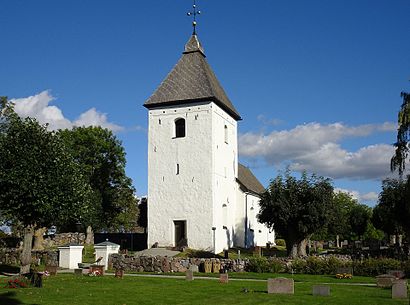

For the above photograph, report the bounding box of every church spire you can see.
[187,0,201,35]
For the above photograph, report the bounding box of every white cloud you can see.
[239,122,396,180]
[335,188,379,204]
[74,108,123,132]
[11,90,123,132]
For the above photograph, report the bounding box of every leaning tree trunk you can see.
[20,226,34,274]
[85,225,94,245]
[33,227,47,250]
[297,239,308,257]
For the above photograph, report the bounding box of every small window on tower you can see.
[224,125,228,144]
[175,118,186,138]
[176,163,180,175]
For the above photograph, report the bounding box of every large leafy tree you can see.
[373,178,410,241]
[58,126,138,232]
[258,171,334,258]
[0,97,92,273]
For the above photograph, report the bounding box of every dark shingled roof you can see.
[144,35,241,121]
[237,163,265,195]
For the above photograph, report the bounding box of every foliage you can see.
[58,126,138,232]
[3,275,31,288]
[246,257,284,273]
[391,91,410,176]
[372,178,409,238]
[349,204,372,239]
[352,258,401,277]
[275,239,286,247]
[0,98,93,230]
[287,256,347,275]
[258,171,334,257]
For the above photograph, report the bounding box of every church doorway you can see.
[174,220,187,248]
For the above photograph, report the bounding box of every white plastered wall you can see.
[147,102,214,251]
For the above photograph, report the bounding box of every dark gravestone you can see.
[219,273,229,284]
[392,280,407,299]
[267,278,294,294]
[312,285,330,296]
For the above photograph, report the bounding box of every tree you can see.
[373,178,410,241]
[0,97,92,273]
[258,171,334,258]
[391,91,410,176]
[349,204,372,240]
[326,192,357,245]
[58,126,138,232]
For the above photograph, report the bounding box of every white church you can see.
[144,33,275,254]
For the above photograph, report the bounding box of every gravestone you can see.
[388,270,405,279]
[189,265,199,273]
[312,285,330,296]
[267,278,294,294]
[392,280,407,299]
[186,270,194,281]
[204,261,212,273]
[219,273,229,284]
[74,268,83,276]
[212,261,221,273]
[336,267,353,275]
[376,274,396,288]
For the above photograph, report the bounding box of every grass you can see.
[0,273,407,305]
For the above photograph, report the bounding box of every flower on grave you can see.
[335,273,352,279]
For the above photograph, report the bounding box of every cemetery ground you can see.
[0,273,408,305]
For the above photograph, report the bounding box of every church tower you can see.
[144,33,241,253]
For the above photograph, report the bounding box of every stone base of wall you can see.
[0,248,58,266]
[109,254,248,273]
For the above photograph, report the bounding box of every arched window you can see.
[175,118,186,138]
[224,125,228,144]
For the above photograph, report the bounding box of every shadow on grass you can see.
[0,291,36,305]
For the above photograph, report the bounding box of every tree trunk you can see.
[85,226,94,245]
[33,227,47,250]
[297,239,308,257]
[20,226,34,274]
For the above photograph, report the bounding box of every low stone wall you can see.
[109,254,248,273]
[0,248,58,266]
[43,232,86,248]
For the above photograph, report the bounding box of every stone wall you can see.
[43,232,86,248]
[109,254,248,273]
[0,248,58,266]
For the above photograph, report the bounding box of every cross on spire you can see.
[187,0,201,35]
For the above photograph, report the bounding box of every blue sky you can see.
[1,0,409,206]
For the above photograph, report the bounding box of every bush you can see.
[275,239,286,247]
[288,258,307,274]
[305,256,325,274]
[402,260,410,278]
[353,258,401,277]
[246,257,285,273]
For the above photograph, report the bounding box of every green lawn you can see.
[0,274,407,305]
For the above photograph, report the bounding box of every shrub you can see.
[324,256,345,275]
[288,258,307,274]
[246,257,285,273]
[402,260,410,278]
[269,258,285,273]
[275,239,286,247]
[305,256,325,274]
[353,258,401,277]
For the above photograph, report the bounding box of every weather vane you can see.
[187,0,201,35]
